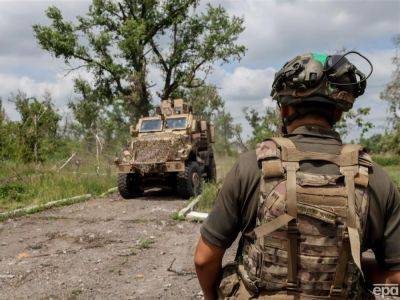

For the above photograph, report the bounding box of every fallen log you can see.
[178,195,201,217]
[0,194,92,222]
[186,211,208,221]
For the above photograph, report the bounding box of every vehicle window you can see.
[166,117,187,130]
[139,119,162,132]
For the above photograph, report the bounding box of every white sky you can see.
[0,0,399,140]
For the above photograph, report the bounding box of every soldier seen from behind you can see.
[194,52,400,299]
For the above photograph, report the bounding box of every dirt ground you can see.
[0,191,237,299]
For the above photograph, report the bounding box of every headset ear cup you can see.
[355,70,366,96]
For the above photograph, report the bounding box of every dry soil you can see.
[0,190,237,299]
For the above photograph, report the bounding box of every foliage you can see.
[185,84,223,121]
[1,92,62,163]
[151,4,246,100]
[171,211,186,221]
[244,105,281,148]
[360,134,386,154]
[195,181,219,212]
[380,34,400,154]
[381,34,400,124]
[213,107,243,155]
[384,165,400,190]
[372,155,400,166]
[33,0,245,135]
[0,99,18,161]
[0,156,116,212]
[335,107,373,140]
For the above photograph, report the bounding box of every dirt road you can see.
[0,191,237,299]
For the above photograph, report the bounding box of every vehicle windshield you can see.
[139,119,163,132]
[165,117,187,130]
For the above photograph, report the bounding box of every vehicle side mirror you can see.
[130,125,139,137]
[200,120,207,132]
[210,125,215,143]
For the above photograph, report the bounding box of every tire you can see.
[206,156,217,182]
[176,161,203,199]
[117,173,143,199]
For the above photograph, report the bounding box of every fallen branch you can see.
[186,211,208,222]
[0,194,92,222]
[100,187,118,197]
[178,195,201,217]
[58,152,77,171]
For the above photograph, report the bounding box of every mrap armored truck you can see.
[115,99,216,199]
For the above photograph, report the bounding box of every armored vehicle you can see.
[115,99,216,199]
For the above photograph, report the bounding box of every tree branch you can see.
[144,1,194,44]
[118,2,128,21]
[150,40,168,72]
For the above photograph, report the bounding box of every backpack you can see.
[240,137,372,299]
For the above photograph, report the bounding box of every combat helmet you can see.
[270,52,372,112]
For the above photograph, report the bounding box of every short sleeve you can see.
[200,161,242,248]
[368,164,400,270]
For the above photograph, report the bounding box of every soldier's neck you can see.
[286,117,331,134]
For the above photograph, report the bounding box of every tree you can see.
[381,34,400,124]
[380,34,400,154]
[244,105,281,148]
[33,0,245,124]
[213,105,243,155]
[13,92,61,163]
[185,84,223,121]
[151,4,245,100]
[335,107,374,141]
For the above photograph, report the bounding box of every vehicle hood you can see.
[131,132,189,163]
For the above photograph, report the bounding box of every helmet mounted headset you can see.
[270,51,373,132]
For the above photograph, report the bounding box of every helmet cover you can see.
[270,53,368,111]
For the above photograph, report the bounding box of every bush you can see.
[372,156,400,166]
[0,183,31,203]
[195,182,220,212]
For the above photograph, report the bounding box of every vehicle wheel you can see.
[206,156,217,182]
[117,173,143,199]
[176,161,203,199]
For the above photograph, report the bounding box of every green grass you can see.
[170,211,186,221]
[0,159,116,213]
[137,237,155,249]
[373,155,400,166]
[372,155,400,190]
[384,165,400,190]
[196,182,220,212]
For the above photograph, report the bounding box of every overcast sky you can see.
[0,0,399,140]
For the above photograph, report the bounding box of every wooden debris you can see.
[186,211,208,221]
[100,187,118,197]
[0,194,92,222]
[178,195,201,217]
[58,152,77,171]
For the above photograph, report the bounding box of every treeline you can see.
[1,0,399,164]
[0,84,246,163]
[0,92,66,163]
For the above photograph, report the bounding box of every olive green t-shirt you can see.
[201,125,400,271]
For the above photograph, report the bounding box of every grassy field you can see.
[384,165,400,190]
[0,157,117,212]
[1,152,399,214]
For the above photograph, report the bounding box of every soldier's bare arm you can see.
[194,236,226,300]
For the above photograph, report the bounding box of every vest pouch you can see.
[218,262,240,299]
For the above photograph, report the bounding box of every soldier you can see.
[194,53,400,299]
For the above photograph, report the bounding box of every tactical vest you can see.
[240,137,372,299]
